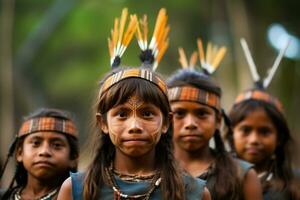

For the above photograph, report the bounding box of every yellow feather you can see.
[112,18,119,48]
[178,47,188,68]
[122,15,138,47]
[152,8,167,42]
[118,8,128,45]
[206,42,212,65]
[156,40,169,65]
[211,47,227,70]
[189,51,198,68]
[107,38,113,57]
[197,39,205,66]
[136,20,143,42]
[142,15,148,44]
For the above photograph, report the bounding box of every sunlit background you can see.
[1,0,300,186]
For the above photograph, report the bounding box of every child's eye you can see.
[259,127,272,136]
[52,142,64,149]
[117,110,128,118]
[142,110,154,118]
[240,126,251,135]
[31,140,41,147]
[196,110,209,118]
[173,110,186,118]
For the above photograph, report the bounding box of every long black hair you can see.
[167,69,241,199]
[228,99,293,192]
[83,68,185,200]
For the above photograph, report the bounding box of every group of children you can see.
[1,7,299,200]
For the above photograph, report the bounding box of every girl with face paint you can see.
[58,8,211,200]
[58,68,211,200]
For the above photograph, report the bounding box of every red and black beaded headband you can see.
[233,38,290,113]
[18,117,78,138]
[101,8,169,98]
[168,38,227,111]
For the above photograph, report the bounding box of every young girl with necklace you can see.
[58,8,211,200]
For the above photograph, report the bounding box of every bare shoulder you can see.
[243,169,263,200]
[201,187,211,200]
[57,177,73,200]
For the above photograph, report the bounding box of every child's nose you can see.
[248,132,260,144]
[184,114,197,130]
[128,117,143,134]
[38,143,52,157]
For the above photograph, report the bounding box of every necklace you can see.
[258,171,273,182]
[105,164,161,200]
[113,169,156,182]
[14,188,58,200]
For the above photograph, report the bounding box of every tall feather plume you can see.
[178,47,189,68]
[178,47,198,69]
[136,8,169,71]
[240,38,260,83]
[189,51,198,68]
[197,38,227,74]
[107,8,138,68]
[263,39,290,88]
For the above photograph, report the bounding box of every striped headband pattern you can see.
[18,117,78,138]
[99,68,168,98]
[234,89,283,113]
[168,86,221,111]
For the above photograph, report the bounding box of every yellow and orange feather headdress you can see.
[168,38,227,111]
[101,8,170,98]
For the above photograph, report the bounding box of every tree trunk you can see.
[0,0,15,187]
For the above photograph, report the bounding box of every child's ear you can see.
[16,146,23,162]
[96,113,108,134]
[162,112,173,134]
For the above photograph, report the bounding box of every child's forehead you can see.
[25,131,68,140]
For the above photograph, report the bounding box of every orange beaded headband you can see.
[168,86,221,111]
[18,117,78,138]
[234,89,283,113]
[99,68,168,98]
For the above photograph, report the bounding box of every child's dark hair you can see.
[3,108,79,198]
[167,69,241,199]
[83,68,185,200]
[228,99,294,192]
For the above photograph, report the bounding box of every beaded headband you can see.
[18,117,78,138]
[168,86,221,111]
[234,89,282,112]
[168,38,227,111]
[99,68,168,97]
[101,8,169,98]
[234,38,290,113]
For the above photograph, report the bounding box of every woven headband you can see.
[168,86,221,111]
[234,89,283,113]
[18,117,78,138]
[99,68,168,98]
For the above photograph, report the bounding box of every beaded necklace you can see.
[14,188,58,200]
[105,164,161,200]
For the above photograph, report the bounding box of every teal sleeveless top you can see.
[71,172,206,200]
[197,158,253,200]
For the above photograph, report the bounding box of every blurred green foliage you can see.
[2,0,300,160]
